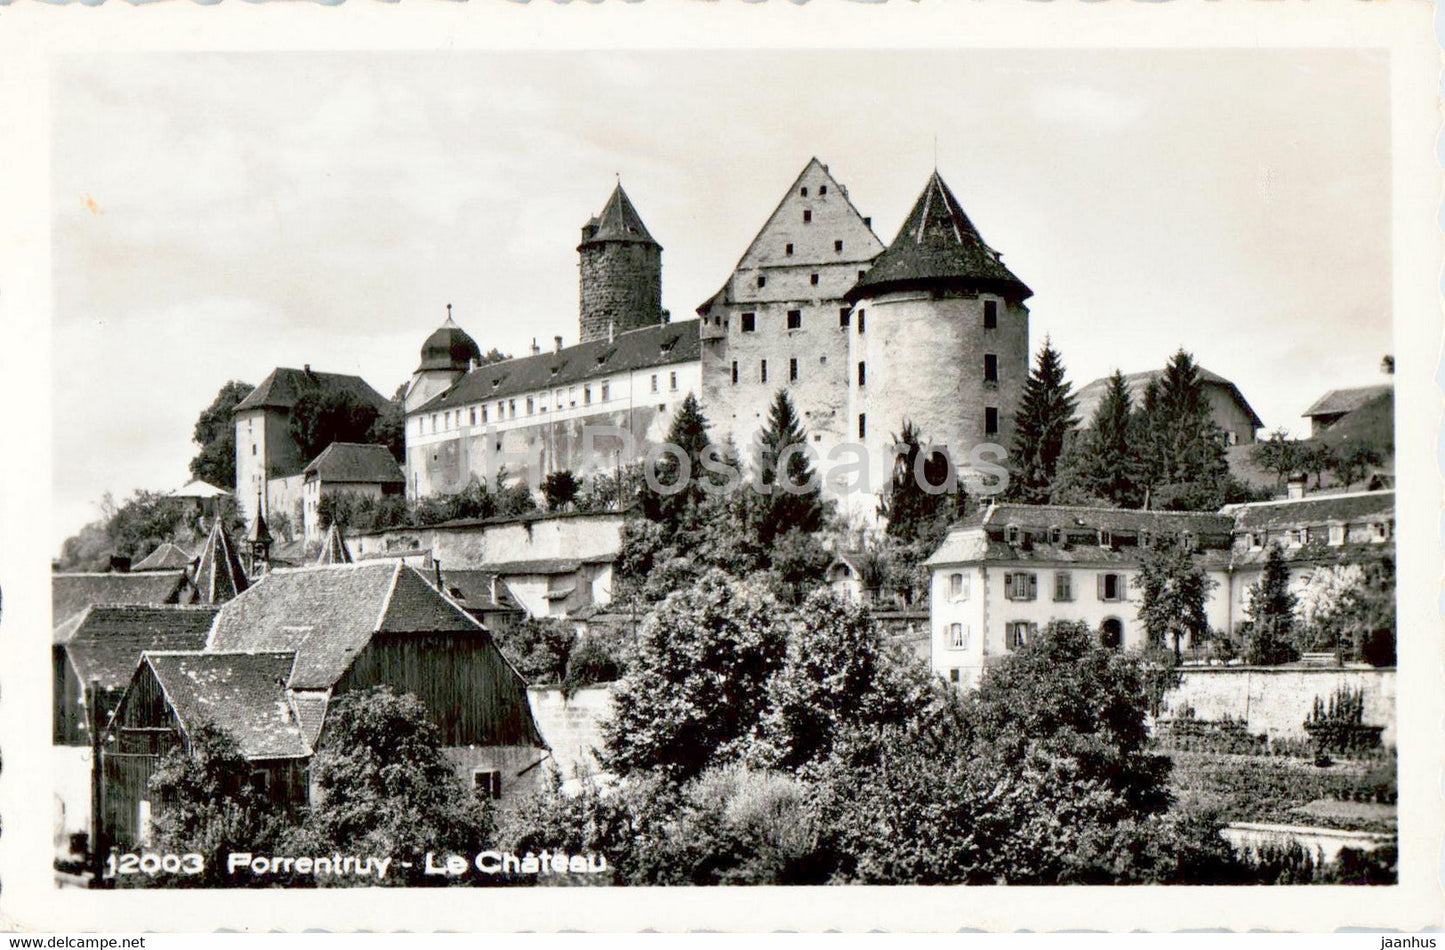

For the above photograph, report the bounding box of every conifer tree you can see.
[879,419,964,548]
[751,390,823,549]
[1135,350,1230,508]
[1244,544,1299,665]
[641,392,712,529]
[1009,339,1077,503]
[1073,370,1142,507]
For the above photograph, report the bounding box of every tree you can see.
[147,723,288,887]
[1069,370,1142,508]
[750,390,824,549]
[366,383,408,463]
[879,420,964,549]
[601,571,788,781]
[492,618,576,685]
[1132,537,1216,659]
[639,392,712,528]
[1251,428,1302,489]
[289,382,384,469]
[1329,444,1384,491]
[1009,339,1077,503]
[1244,545,1299,665]
[1296,442,1335,492]
[298,687,490,884]
[1136,350,1231,509]
[542,470,580,512]
[104,490,191,561]
[189,380,256,490]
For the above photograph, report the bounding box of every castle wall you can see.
[579,242,663,343]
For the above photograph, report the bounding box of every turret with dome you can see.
[405,305,488,413]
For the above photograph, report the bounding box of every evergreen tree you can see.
[751,390,824,549]
[1009,340,1077,503]
[1072,370,1142,507]
[1136,350,1231,509]
[640,392,712,528]
[1132,537,1216,660]
[879,419,964,548]
[1244,545,1299,665]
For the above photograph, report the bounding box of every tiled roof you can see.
[412,320,700,416]
[926,505,1234,567]
[1074,367,1264,430]
[977,503,1233,537]
[133,542,194,572]
[193,521,250,604]
[207,561,487,690]
[1222,490,1394,532]
[418,315,482,372]
[847,171,1029,302]
[233,367,388,414]
[303,442,404,485]
[439,569,522,612]
[288,690,330,749]
[52,571,195,627]
[62,605,219,690]
[579,184,659,247]
[144,651,310,759]
[483,556,614,576]
[1312,390,1393,454]
[315,524,353,565]
[1304,384,1393,419]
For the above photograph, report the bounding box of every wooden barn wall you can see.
[335,633,544,748]
[103,753,159,848]
[53,647,85,746]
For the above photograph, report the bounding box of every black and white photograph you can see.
[2,1,1441,934]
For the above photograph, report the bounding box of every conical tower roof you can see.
[579,183,659,248]
[847,171,1030,302]
[315,524,353,566]
[194,520,250,604]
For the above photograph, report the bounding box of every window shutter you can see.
[1027,574,1038,601]
[1003,572,1013,599]
[1097,574,1106,600]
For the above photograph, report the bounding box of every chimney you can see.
[863,217,871,228]
[489,573,499,605]
[530,338,541,357]
[554,335,563,353]
[1287,475,1306,500]
[434,558,443,591]
[109,555,131,573]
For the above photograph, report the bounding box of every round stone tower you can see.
[578,183,664,344]
[844,171,1032,512]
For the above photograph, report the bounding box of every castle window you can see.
[948,623,968,650]
[834,240,843,253]
[984,300,998,328]
[650,374,659,393]
[985,407,999,435]
[757,275,766,288]
[525,398,534,415]
[858,413,867,439]
[789,358,798,382]
[601,382,610,401]
[482,406,489,423]
[839,308,851,328]
[669,371,678,391]
[857,310,865,333]
[785,243,794,256]
[984,354,998,384]
[857,361,866,386]
[741,313,756,333]
[731,361,739,385]
[470,408,477,425]
[584,386,592,406]
[810,273,820,286]
[803,209,812,224]
[787,310,802,330]
[1054,571,1073,602]
[760,360,768,384]
[819,185,827,195]
[800,186,808,197]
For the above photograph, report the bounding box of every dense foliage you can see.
[1244,545,1299,665]
[1008,339,1078,504]
[188,380,256,490]
[1132,538,1216,658]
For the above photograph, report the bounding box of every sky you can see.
[51,49,1392,551]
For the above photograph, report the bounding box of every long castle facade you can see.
[397,158,1034,520]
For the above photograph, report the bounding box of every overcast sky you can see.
[51,49,1391,551]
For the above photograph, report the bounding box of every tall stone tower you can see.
[844,170,1032,511]
[578,183,664,344]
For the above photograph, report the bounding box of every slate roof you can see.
[439,569,522,612]
[52,571,195,627]
[1304,384,1393,420]
[847,171,1030,302]
[1222,490,1394,533]
[1311,390,1393,454]
[1074,367,1264,430]
[206,561,488,690]
[412,320,700,417]
[483,556,615,576]
[144,651,310,759]
[62,605,219,691]
[418,314,482,373]
[133,542,194,572]
[315,524,353,566]
[579,184,659,248]
[303,442,405,485]
[288,691,330,749]
[193,521,250,604]
[233,367,388,414]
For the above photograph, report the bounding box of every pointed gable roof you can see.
[579,183,659,248]
[51,570,196,626]
[142,651,311,759]
[133,542,194,572]
[194,521,250,604]
[233,367,389,415]
[303,443,405,485]
[847,171,1030,302]
[315,524,353,565]
[61,605,219,691]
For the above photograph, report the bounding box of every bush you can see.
[494,618,576,686]
[562,635,624,693]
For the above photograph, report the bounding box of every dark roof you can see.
[1311,390,1393,455]
[847,171,1030,303]
[578,183,659,248]
[62,605,218,690]
[193,521,250,604]
[233,367,388,414]
[207,562,487,690]
[418,315,482,373]
[144,651,311,759]
[52,571,194,627]
[132,542,194,572]
[1223,490,1394,533]
[315,524,353,566]
[1074,367,1264,430]
[439,569,522,612]
[303,442,405,485]
[411,320,699,416]
[483,556,614,576]
[1304,384,1393,419]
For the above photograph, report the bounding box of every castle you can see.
[396,158,1034,521]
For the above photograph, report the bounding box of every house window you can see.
[252,444,257,456]
[1099,573,1125,602]
[651,374,659,393]
[445,411,452,428]
[1371,522,1390,542]
[984,354,998,383]
[858,413,867,439]
[473,769,502,800]
[1004,524,1021,544]
[1327,523,1345,546]
[1004,572,1037,601]
[949,669,961,683]
[834,239,844,252]
[731,361,739,385]
[803,209,812,223]
[1248,531,1263,550]
[759,360,768,384]
[785,243,794,256]
[985,407,999,435]
[984,300,998,328]
[787,310,802,330]
[949,572,969,600]
[526,397,534,415]
[1048,525,1063,545]
[1054,571,1073,602]
[857,310,866,333]
[1287,528,1305,547]
[1140,530,1153,548]
[470,408,477,425]
[508,400,516,418]
[481,406,489,423]
[757,275,767,288]
[839,308,851,328]
[810,273,820,286]
[741,312,757,333]
[1098,529,1113,548]
[584,386,592,406]
[1007,622,1034,650]
[432,413,438,431]
[857,361,866,386]
[669,371,678,391]
[789,358,799,383]
[601,382,610,401]
[1181,531,1196,551]
[948,623,968,650]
